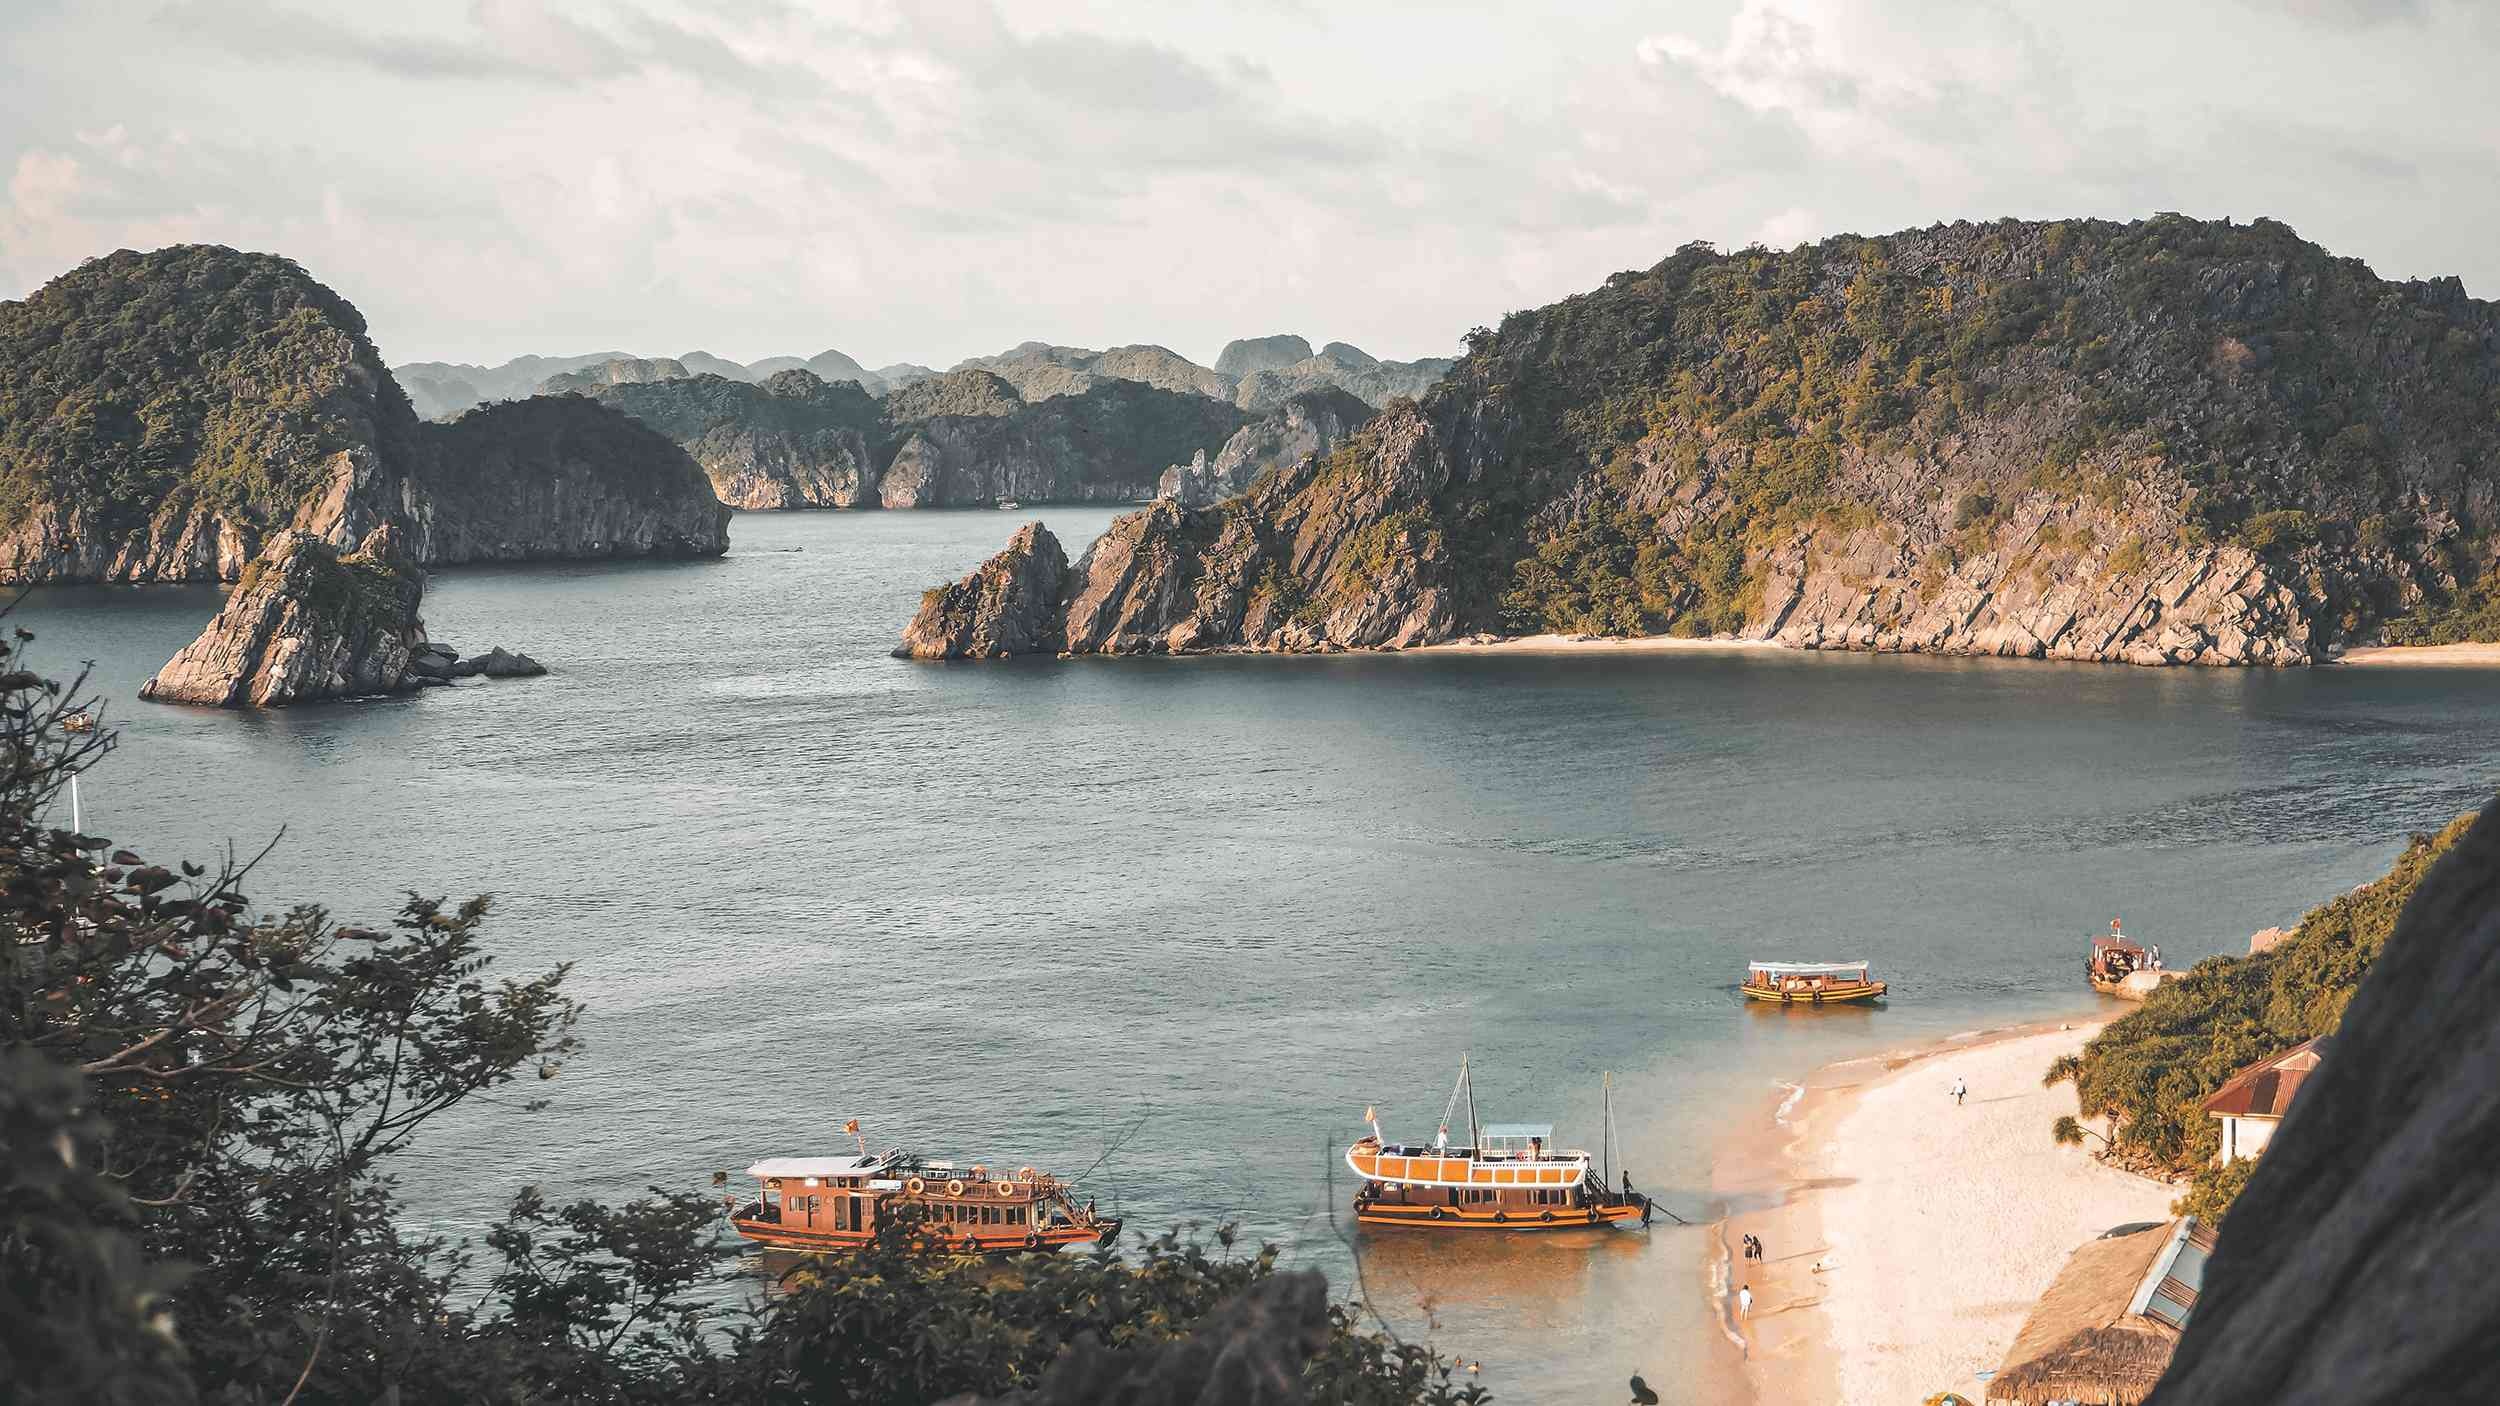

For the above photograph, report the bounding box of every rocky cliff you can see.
[911,216,2500,663]
[581,370,883,509]
[1160,388,1374,508]
[139,527,426,706]
[411,397,729,561]
[878,381,1244,508]
[2145,797,2500,1404]
[0,246,729,582]
[894,522,1070,658]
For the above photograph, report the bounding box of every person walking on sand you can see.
[1951,1076,1967,1107]
[1737,1284,1753,1317]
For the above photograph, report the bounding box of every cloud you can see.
[6,0,2498,369]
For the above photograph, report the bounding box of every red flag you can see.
[843,1118,860,1135]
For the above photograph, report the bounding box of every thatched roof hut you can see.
[1985,1220,2210,1405]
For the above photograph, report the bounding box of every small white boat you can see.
[996,498,1021,510]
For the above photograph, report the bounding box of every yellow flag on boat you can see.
[843,1118,860,1135]
[1363,1106,1376,1123]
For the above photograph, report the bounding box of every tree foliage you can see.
[0,246,419,535]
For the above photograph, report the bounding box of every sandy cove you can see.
[1710,1021,2176,1406]
[1405,632,1789,656]
[2330,641,2500,667]
[1410,633,2500,666]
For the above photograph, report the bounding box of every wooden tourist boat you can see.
[1741,959,1887,1005]
[728,1129,1118,1254]
[1346,1057,1653,1232]
[2087,918,2172,999]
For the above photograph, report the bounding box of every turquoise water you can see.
[30,508,2500,1402]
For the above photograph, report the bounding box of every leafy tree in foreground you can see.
[0,623,1481,1405]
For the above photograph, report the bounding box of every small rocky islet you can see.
[901,215,2500,667]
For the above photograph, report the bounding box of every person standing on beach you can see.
[1737,1284,1753,1317]
[1951,1076,1967,1106]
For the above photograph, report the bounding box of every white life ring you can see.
[905,1177,926,1195]
[946,1179,967,1198]
[1017,1166,1036,1180]
[996,1180,1020,1198]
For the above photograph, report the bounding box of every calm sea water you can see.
[28,508,2500,1403]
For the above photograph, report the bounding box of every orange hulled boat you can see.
[728,1127,1118,1254]
[1346,1057,1653,1232]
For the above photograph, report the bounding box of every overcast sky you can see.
[4,0,2495,370]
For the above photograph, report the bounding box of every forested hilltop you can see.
[910,216,2500,662]
[0,246,727,583]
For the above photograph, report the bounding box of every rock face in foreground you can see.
[140,529,425,707]
[911,216,2500,663]
[1160,388,1374,508]
[2146,798,2500,1405]
[894,523,1070,659]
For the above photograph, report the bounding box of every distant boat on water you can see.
[995,498,1021,510]
[1742,959,1887,1005]
[1346,1055,1652,1231]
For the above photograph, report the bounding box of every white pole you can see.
[69,773,83,836]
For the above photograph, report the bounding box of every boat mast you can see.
[1602,1071,1614,1186]
[1463,1051,1480,1149]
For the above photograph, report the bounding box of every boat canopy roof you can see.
[1748,960,1870,976]
[749,1155,886,1179]
[2092,934,2147,950]
[1481,1123,1554,1143]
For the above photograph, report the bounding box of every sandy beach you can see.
[2331,641,2500,667]
[1713,1022,2176,1406]
[1405,632,1788,656]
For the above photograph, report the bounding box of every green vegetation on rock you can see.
[0,245,414,537]
[2050,811,2480,1219]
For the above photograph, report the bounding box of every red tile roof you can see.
[2202,1037,2327,1121]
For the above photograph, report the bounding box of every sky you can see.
[3,0,2496,371]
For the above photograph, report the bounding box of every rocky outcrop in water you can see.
[912,216,2500,663]
[139,527,426,707]
[878,381,1244,508]
[1160,388,1373,508]
[408,397,730,563]
[580,371,884,509]
[2146,798,2500,1405]
[894,522,1070,659]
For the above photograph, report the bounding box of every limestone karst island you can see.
[7,6,2500,1406]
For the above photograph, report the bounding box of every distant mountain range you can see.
[391,336,1452,421]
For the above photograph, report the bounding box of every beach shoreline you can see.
[1403,632,1788,657]
[2329,641,2500,667]
[1705,1018,2177,1406]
